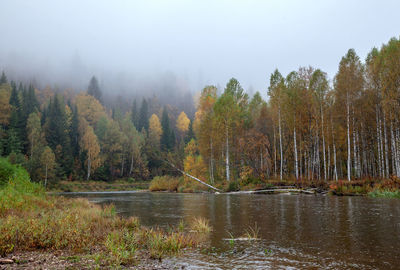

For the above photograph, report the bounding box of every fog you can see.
[1,0,399,98]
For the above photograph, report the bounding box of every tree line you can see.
[0,75,194,183]
[0,36,399,185]
[192,37,400,184]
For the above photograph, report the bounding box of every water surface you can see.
[65,192,400,269]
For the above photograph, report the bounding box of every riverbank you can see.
[148,175,400,198]
[48,179,149,193]
[0,158,210,269]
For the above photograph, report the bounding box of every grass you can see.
[368,189,400,198]
[149,175,181,192]
[0,158,211,266]
[189,217,211,233]
[49,179,149,192]
[243,222,260,240]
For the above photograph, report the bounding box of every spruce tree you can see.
[6,82,23,155]
[45,95,73,176]
[138,98,149,132]
[184,120,195,144]
[87,76,102,102]
[0,71,7,84]
[131,99,138,128]
[161,107,175,151]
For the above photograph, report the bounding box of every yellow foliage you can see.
[183,140,207,186]
[75,94,106,127]
[176,111,190,133]
[149,114,162,145]
[78,118,102,172]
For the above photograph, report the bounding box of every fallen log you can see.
[228,188,316,194]
[0,258,14,264]
[166,161,223,192]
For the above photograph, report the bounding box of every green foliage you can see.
[227,181,240,192]
[0,158,44,215]
[161,106,175,151]
[368,190,400,198]
[0,157,15,187]
[138,98,149,132]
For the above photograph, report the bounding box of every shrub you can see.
[149,176,180,192]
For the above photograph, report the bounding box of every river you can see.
[64,192,400,269]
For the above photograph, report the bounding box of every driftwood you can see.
[166,161,315,195]
[228,188,316,195]
[167,161,223,192]
[0,258,14,264]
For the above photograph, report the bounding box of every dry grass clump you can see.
[242,222,260,240]
[149,176,181,192]
[190,217,211,233]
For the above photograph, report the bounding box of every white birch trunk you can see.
[352,115,357,178]
[45,164,48,187]
[210,138,214,184]
[273,126,277,177]
[321,109,326,181]
[376,107,382,177]
[278,107,283,180]
[347,95,351,181]
[390,120,397,177]
[87,153,91,181]
[383,112,389,178]
[225,124,230,182]
[294,125,298,180]
[129,154,134,175]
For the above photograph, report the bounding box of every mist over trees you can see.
[0,36,400,185]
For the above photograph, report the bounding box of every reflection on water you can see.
[64,192,400,269]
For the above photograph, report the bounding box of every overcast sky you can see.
[0,0,399,95]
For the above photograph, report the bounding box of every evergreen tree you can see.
[138,98,149,132]
[6,82,23,155]
[45,95,73,176]
[161,107,175,151]
[0,71,7,84]
[131,99,138,128]
[87,76,102,102]
[184,120,195,144]
[70,104,80,157]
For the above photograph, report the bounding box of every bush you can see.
[0,157,15,187]
[227,181,240,192]
[149,176,181,192]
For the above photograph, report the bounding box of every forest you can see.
[1,36,400,190]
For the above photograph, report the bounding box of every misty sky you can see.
[1,0,399,96]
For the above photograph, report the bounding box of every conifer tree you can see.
[0,71,7,84]
[138,98,149,132]
[131,99,139,128]
[87,76,102,102]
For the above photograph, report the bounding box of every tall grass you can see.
[0,158,210,265]
[190,217,211,233]
[149,175,181,192]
